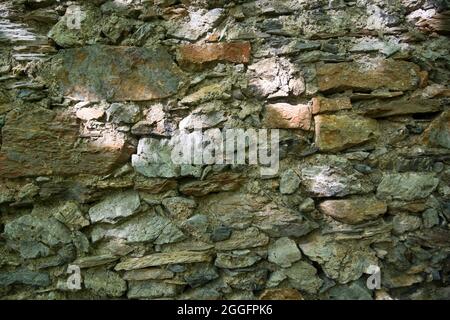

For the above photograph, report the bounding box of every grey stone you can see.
[106,103,140,124]
[268,237,302,267]
[392,213,422,234]
[4,214,72,258]
[211,226,232,242]
[88,190,141,224]
[279,169,301,195]
[73,255,119,268]
[84,270,127,297]
[377,173,439,201]
[215,251,262,269]
[214,227,269,251]
[422,208,439,228]
[184,264,219,288]
[132,138,180,178]
[115,251,213,270]
[284,261,323,294]
[298,232,378,284]
[0,269,50,287]
[127,281,182,299]
[91,212,185,244]
[327,280,373,300]
[166,8,225,41]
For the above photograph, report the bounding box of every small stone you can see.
[73,255,119,268]
[268,237,302,267]
[358,98,442,118]
[106,103,140,124]
[392,213,422,234]
[327,280,373,300]
[76,107,105,121]
[52,201,90,231]
[115,251,213,270]
[318,197,387,225]
[259,288,303,300]
[166,8,225,41]
[211,226,232,242]
[283,261,323,294]
[422,208,439,228]
[84,270,127,298]
[299,198,315,213]
[311,96,352,114]
[279,169,301,195]
[420,110,450,149]
[178,42,251,65]
[88,190,140,224]
[180,83,229,105]
[127,281,182,299]
[179,173,243,197]
[123,269,174,281]
[215,251,262,269]
[132,138,180,178]
[184,265,219,288]
[377,173,439,201]
[247,57,304,99]
[162,197,197,220]
[214,227,270,251]
[314,114,379,152]
[263,103,312,130]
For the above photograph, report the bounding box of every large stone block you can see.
[45,45,185,102]
[0,107,134,178]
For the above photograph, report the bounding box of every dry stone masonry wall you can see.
[0,0,449,300]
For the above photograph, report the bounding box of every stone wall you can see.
[0,0,449,300]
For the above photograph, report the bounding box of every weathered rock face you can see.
[46,45,185,102]
[318,197,387,225]
[316,60,422,92]
[1,0,449,301]
[0,107,134,178]
[314,114,380,152]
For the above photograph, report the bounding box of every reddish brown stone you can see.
[178,42,251,65]
[316,60,421,92]
[312,96,352,115]
[263,103,312,130]
[0,107,134,178]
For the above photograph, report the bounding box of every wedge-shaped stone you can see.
[46,45,184,102]
[318,197,387,224]
[316,60,421,92]
[115,251,212,270]
[315,114,379,152]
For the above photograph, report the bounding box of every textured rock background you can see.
[0,0,449,300]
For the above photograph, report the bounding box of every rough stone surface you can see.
[1,0,449,301]
[0,107,134,178]
[268,237,302,267]
[314,114,380,152]
[178,42,251,65]
[263,103,312,130]
[316,60,421,92]
[46,45,185,102]
[89,190,140,224]
[318,197,387,225]
[377,173,440,201]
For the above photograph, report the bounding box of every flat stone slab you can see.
[46,45,185,102]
